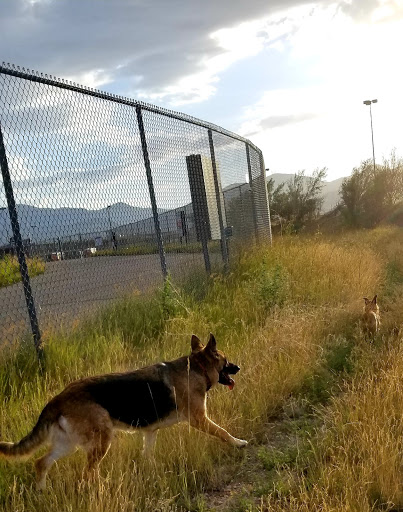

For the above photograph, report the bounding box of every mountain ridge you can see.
[0,203,162,245]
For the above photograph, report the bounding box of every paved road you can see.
[0,252,206,343]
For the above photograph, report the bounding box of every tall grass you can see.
[261,339,403,512]
[258,227,403,512]
[0,227,398,511]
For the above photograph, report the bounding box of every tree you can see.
[268,168,327,231]
[340,162,369,227]
[340,152,403,227]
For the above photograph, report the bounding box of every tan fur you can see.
[0,333,246,490]
[362,295,380,336]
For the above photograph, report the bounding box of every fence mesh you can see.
[0,63,271,349]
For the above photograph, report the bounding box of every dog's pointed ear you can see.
[372,295,377,304]
[363,297,370,304]
[191,335,204,353]
[205,333,217,353]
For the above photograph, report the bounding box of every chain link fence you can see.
[0,63,271,353]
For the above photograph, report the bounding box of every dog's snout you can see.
[227,363,240,374]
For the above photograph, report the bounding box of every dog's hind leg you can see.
[85,428,112,474]
[142,430,158,458]
[35,440,76,491]
[190,416,248,448]
[67,403,114,477]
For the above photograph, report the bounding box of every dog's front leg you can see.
[142,430,158,457]
[190,416,248,448]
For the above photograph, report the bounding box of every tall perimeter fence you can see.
[0,63,271,355]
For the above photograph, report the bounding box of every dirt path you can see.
[203,404,318,512]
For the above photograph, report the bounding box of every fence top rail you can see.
[0,62,262,155]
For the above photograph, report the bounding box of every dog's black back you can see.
[73,366,176,428]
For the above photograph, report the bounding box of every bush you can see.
[257,263,290,310]
[340,152,403,228]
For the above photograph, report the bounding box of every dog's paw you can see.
[234,438,248,448]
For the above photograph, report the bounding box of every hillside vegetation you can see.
[269,152,403,235]
[0,227,402,511]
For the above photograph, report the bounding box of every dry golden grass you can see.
[262,338,403,512]
[0,227,399,511]
[259,228,403,512]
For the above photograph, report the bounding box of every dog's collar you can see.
[194,359,212,392]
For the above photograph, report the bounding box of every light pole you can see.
[30,225,38,257]
[106,205,113,233]
[30,225,38,242]
[363,99,378,172]
[106,205,117,250]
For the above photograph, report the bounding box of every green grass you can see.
[0,255,45,288]
[0,226,402,511]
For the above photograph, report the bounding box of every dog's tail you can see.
[0,409,53,459]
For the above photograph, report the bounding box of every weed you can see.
[258,445,302,472]
[257,263,290,310]
[159,273,188,319]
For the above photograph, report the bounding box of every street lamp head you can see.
[372,99,378,103]
[363,100,371,105]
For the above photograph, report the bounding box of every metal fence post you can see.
[186,154,211,274]
[135,105,168,279]
[245,143,259,243]
[0,123,43,362]
[208,129,229,270]
[259,150,272,244]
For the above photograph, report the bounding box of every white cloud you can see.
[156,0,403,106]
[158,6,315,106]
[135,18,270,106]
[65,69,113,89]
[237,3,403,179]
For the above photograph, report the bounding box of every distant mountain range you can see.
[0,175,346,245]
[0,203,162,245]
[269,173,346,213]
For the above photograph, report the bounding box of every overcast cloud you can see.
[2,0,403,185]
[2,0,384,102]
[2,0,303,95]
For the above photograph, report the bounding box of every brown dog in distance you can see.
[362,295,380,336]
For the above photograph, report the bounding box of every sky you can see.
[1,0,403,184]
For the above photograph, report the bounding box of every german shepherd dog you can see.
[362,295,380,336]
[0,334,247,489]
